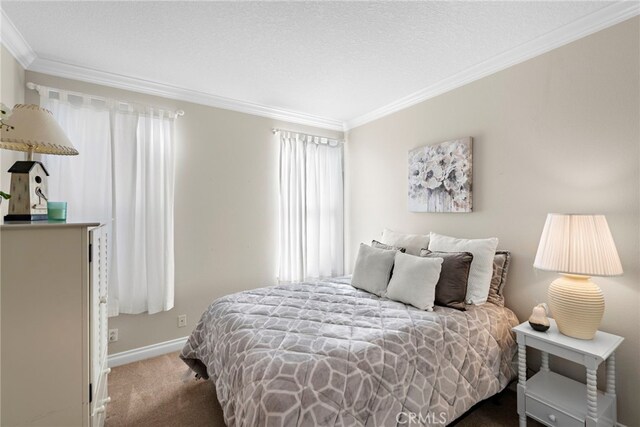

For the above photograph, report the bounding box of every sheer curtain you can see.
[40,95,116,313]
[113,109,175,314]
[40,88,175,315]
[41,96,112,223]
[279,132,343,282]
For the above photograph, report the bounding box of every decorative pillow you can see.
[428,232,499,305]
[351,243,396,297]
[487,251,511,307]
[420,249,473,310]
[380,228,429,256]
[385,252,443,311]
[372,240,406,253]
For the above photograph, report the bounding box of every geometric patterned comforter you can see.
[180,277,519,426]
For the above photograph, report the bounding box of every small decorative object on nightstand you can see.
[528,303,550,332]
[533,214,623,340]
[513,320,623,427]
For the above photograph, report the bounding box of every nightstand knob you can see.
[548,414,556,423]
[99,296,108,304]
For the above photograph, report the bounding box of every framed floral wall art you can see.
[408,137,472,212]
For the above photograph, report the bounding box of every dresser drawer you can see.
[526,396,583,427]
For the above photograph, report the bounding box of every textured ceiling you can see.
[2,1,615,123]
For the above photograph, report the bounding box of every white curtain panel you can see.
[41,92,175,315]
[114,110,175,314]
[40,96,117,314]
[279,132,343,282]
[40,97,112,223]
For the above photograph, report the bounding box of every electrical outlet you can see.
[108,329,118,342]
[178,314,187,328]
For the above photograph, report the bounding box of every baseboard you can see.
[107,336,188,368]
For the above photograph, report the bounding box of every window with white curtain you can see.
[39,87,176,315]
[278,131,344,282]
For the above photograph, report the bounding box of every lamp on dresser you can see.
[0,104,78,221]
[533,213,623,340]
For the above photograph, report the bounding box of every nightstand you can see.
[513,319,623,427]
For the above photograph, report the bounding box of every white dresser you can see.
[1,222,110,426]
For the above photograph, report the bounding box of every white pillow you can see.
[386,252,443,311]
[428,232,499,305]
[380,228,430,256]
[351,243,396,297]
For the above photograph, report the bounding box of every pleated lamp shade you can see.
[0,104,78,156]
[534,214,623,277]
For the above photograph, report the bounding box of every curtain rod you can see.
[26,82,185,117]
[272,128,343,143]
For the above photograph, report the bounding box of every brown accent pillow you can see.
[420,249,473,311]
[487,251,511,307]
[372,240,406,253]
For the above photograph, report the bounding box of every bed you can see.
[180,276,519,426]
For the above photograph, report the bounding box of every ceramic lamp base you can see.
[547,274,604,340]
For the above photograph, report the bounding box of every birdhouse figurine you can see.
[6,160,49,221]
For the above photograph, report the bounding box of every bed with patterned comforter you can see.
[180,277,519,426]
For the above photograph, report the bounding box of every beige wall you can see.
[345,17,639,425]
[0,45,26,212]
[0,44,26,423]
[23,71,344,355]
[0,46,25,107]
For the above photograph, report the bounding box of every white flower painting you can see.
[408,137,472,212]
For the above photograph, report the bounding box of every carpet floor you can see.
[106,352,542,427]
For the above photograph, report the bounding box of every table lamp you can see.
[0,104,78,221]
[533,213,623,339]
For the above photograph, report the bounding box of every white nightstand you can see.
[513,319,623,427]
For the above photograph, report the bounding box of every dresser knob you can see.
[103,396,111,404]
[548,414,556,422]
[104,368,112,375]
[99,296,108,304]
[94,405,106,414]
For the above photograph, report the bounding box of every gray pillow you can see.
[487,251,511,307]
[386,252,443,311]
[351,243,396,297]
[372,240,406,253]
[420,249,473,311]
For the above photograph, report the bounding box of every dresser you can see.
[1,222,110,426]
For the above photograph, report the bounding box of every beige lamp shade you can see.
[534,213,623,277]
[0,104,78,156]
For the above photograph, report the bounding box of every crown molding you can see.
[1,6,343,130]
[344,1,640,131]
[0,8,36,69]
[28,57,345,131]
[3,2,637,133]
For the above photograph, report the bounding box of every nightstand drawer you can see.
[526,396,582,427]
